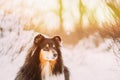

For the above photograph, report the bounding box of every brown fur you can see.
[15,34,70,80]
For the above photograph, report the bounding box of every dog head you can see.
[34,34,61,62]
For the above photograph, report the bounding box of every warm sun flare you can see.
[1,0,116,32]
[25,0,115,31]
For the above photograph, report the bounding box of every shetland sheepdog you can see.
[15,34,69,80]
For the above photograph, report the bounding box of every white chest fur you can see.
[41,62,65,80]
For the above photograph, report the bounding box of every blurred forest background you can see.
[0,0,120,53]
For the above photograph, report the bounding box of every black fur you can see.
[15,34,69,80]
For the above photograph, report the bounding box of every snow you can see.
[62,39,120,80]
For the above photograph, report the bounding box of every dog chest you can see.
[41,62,65,80]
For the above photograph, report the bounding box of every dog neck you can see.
[41,61,51,80]
[40,61,64,80]
[40,51,57,77]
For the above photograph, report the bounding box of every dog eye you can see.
[43,47,49,51]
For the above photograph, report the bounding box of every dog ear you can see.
[34,34,44,45]
[53,36,61,43]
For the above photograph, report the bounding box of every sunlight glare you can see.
[38,0,58,11]
[63,12,74,32]
[83,15,89,27]
[43,13,59,30]
[95,3,115,25]
[83,0,99,9]
[96,7,106,23]
[4,0,116,32]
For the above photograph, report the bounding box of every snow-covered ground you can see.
[63,40,120,80]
